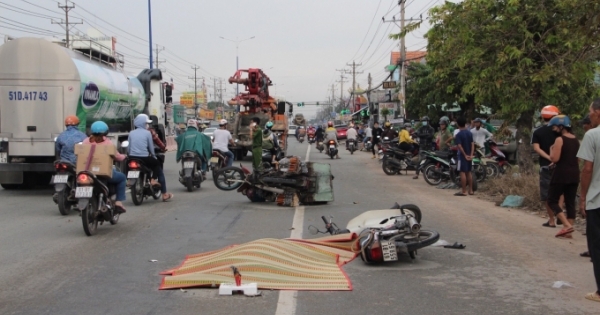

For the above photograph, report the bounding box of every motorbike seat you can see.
[212,149,226,159]
[432,151,454,159]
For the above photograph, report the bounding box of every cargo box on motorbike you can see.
[74,144,115,177]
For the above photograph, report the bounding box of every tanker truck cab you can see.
[0,38,165,189]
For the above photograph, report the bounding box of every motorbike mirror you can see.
[121,141,129,148]
[53,137,57,142]
[308,225,319,235]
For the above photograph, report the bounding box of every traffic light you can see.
[316,102,319,105]
[297,102,304,107]
[165,84,173,103]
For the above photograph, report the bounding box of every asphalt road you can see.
[0,139,597,315]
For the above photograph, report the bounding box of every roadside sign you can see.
[383,81,397,89]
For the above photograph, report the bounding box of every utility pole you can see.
[344,62,363,111]
[155,44,165,69]
[335,71,348,105]
[52,0,82,49]
[189,65,200,119]
[383,1,422,118]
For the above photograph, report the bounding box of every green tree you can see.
[380,108,390,122]
[423,0,600,173]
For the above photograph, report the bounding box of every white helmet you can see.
[219,119,228,126]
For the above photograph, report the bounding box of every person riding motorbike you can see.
[398,124,417,152]
[307,125,316,139]
[212,119,235,167]
[129,114,174,202]
[381,121,398,140]
[55,115,87,164]
[176,119,212,180]
[325,121,340,159]
[371,122,383,158]
[346,123,358,150]
[148,117,167,169]
[84,121,128,213]
[262,121,280,164]
[315,125,325,143]
[412,116,435,179]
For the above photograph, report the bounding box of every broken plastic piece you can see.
[443,242,466,249]
[431,240,450,247]
[219,283,258,296]
[552,281,574,289]
[149,259,158,262]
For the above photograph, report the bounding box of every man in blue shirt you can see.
[454,116,475,196]
[55,115,87,164]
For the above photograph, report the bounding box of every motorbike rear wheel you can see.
[485,162,501,178]
[473,163,487,182]
[423,163,443,186]
[213,167,245,191]
[185,176,194,192]
[81,197,99,236]
[131,176,144,206]
[57,187,71,216]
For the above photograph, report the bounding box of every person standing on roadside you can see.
[249,117,263,171]
[547,115,579,239]
[470,118,493,149]
[532,105,561,227]
[453,117,474,196]
[576,99,600,303]
[412,116,435,179]
[438,117,454,151]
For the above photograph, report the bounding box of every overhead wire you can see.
[348,0,384,62]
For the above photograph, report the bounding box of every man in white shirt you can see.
[362,124,372,150]
[470,118,493,148]
[346,124,358,150]
[212,119,235,167]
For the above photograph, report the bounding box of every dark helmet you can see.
[421,116,430,121]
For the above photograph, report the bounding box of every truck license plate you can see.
[0,152,6,163]
[381,240,398,261]
[210,157,219,163]
[183,161,194,169]
[53,175,68,184]
[127,171,140,179]
[75,186,93,198]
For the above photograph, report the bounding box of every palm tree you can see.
[380,108,390,122]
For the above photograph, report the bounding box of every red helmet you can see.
[65,115,79,126]
[327,121,333,127]
[541,105,559,119]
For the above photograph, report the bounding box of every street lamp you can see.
[219,36,255,111]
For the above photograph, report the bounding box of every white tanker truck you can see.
[0,38,167,189]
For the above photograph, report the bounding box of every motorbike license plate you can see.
[53,175,68,184]
[183,161,195,169]
[127,171,140,179]
[329,145,335,148]
[381,240,398,261]
[210,157,219,163]
[75,186,93,198]
[0,152,6,163]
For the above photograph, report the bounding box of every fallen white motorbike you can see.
[309,203,440,262]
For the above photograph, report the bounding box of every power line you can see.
[349,0,384,61]
[0,24,59,37]
[0,18,62,35]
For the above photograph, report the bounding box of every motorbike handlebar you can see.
[321,216,329,225]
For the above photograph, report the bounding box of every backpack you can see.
[262,131,274,150]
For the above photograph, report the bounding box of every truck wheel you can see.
[1,184,21,190]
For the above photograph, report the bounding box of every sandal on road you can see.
[162,193,174,202]
[555,227,574,237]
[542,222,556,228]
[580,251,590,257]
[585,292,600,302]
[454,192,467,196]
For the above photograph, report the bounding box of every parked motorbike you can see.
[420,149,481,191]
[487,139,512,174]
[178,151,204,192]
[52,161,77,215]
[262,147,286,169]
[381,142,420,176]
[475,144,501,178]
[308,203,440,262]
[74,171,121,236]
[327,140,338,159]
[347,138,357,155]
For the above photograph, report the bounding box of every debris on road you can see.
[431,240,450,247]
[149,260,158,263]
[552,281,574,289]
[500,195,524,208]
[443,242,466,249]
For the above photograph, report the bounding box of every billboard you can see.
[180,91,207,108]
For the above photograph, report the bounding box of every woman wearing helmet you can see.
[55,115,87,164]
[546,115,579,238]
[533,105,560,226]
[83,121,128,213]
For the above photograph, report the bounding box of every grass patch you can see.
[479,172,542,211]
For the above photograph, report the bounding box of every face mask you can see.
[422,122,428,126]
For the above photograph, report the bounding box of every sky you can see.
[0,0,442,118]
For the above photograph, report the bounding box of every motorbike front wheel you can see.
[423,163,443,186]
[81,197,99,236]
[485,162,501,178]
[213,166,245,191]
[394,230,440,253]
[382,157,399,175]
[473,164,487,182]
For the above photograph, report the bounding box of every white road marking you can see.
[275,144,311,315]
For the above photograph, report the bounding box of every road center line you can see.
[275,143,311,315]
